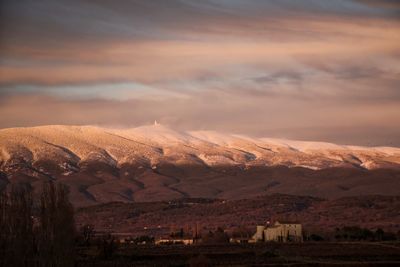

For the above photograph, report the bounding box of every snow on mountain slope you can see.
[116,124,198,144]
[0,124,399,172]
[1,124,400,206]
[0,125,162,168]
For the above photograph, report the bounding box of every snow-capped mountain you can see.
[1,124,399,206]
[1,124,399,170]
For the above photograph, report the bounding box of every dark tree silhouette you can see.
[201,227,230,244]
[0,182,76,267]
[38,181,76,267]
[0,185,35,267]
[80,224,95,246]
[98,234,116,260]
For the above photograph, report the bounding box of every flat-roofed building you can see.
[252,221,302,242]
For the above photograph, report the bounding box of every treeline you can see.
[304,226,400,242]
[0,182,75,267]
[334,226,399,241]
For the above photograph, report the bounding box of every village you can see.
[108,220,303,246]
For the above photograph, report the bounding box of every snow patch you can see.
[198,154,238,166]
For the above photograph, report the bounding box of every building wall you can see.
[261,222,303,242]
[253,225,265,241]
[264,228,280,242]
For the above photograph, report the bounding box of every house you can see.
[155,237,194,245]
[252,221,302,242]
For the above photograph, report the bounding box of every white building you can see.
[253,221,302,242]
[155,237,194,245]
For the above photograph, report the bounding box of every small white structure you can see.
[253,221,302,242]
[155,238,194,245]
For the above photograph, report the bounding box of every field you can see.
[76,242,400,266]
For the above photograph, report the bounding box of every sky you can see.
[0,0,399,146]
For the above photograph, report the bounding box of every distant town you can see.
[107,220,303,246]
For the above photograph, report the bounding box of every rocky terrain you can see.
[1,124,399,206]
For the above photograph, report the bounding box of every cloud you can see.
[252,71,304,84]
[354,0,400,9]
[0,88,399,146]
[0,0,399,146]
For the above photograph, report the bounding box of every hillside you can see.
[1,124,400,206]
[75,194,400,236]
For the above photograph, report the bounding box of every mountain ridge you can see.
[1,124,399,206]
[1,124,399,171]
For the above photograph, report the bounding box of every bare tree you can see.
[80,224,95,246]
[0,185,35,267]
[38,181,76,267]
